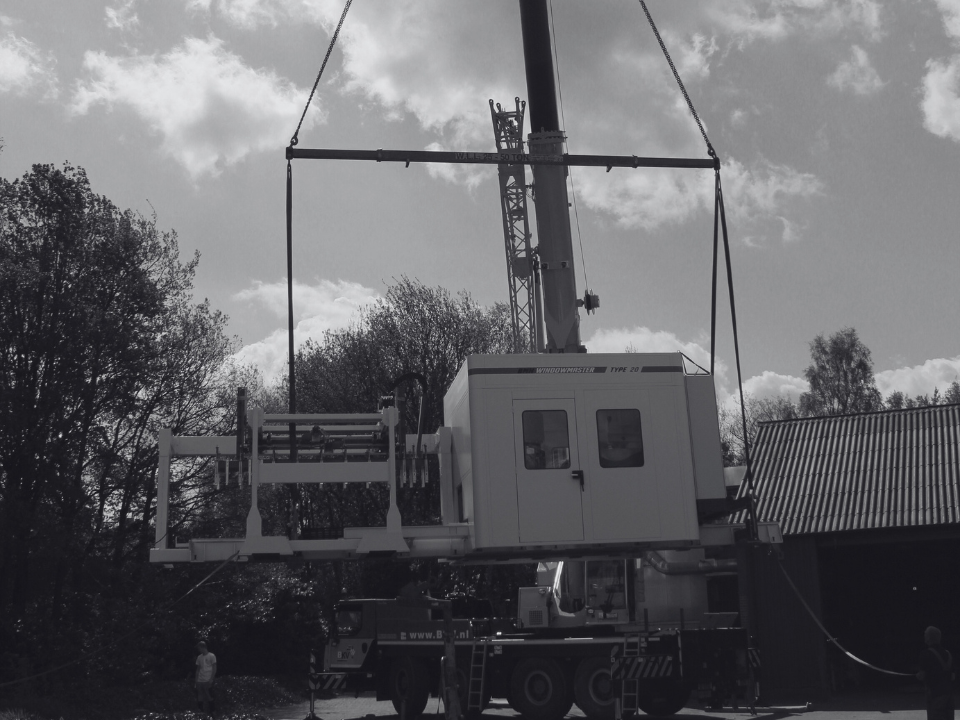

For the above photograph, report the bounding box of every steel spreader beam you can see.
[286,146,717,170]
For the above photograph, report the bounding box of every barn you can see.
[737,403,960,702]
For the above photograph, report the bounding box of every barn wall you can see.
[817,531,960,688]
[744,535,828,703]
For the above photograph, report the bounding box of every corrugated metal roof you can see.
[742,404,960,536]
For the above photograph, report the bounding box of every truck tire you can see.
[389,656,430,718]
[510,658,573,720]
[573,656,622,720]
[636,681,689,717]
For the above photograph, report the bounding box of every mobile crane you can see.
[150,1,779,717]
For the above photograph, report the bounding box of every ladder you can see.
[620,634,641,716]
[467,631,488,713]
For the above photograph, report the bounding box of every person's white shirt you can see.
[196,651,217,683]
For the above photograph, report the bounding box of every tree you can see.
[798,328,883,416]
[291,278,530,609]
[719,394,799,466]
[888,383,959,409]
[947,381,960,405]
[297,276,514,431]
[293,277,513,530]
[0,163,235,687]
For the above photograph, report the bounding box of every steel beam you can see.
[286,146,716,169]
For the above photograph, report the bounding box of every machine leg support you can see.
[303,689,322,720]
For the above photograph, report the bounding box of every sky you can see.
[2,0,959,407]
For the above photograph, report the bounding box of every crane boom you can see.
[490,98,539,353]
[519,0,583,353]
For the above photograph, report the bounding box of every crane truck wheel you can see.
[635,681,690,718]
[388,656,431,718]
[573,656,625,720]
[509,658,573,720]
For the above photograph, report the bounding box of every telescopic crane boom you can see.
[518,0,583,353]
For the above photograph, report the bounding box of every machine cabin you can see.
[443,351,727,554]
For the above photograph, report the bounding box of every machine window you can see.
[335,607,363,637]
[596,409,644,468]
[522,410,571,470]
[587,560,627,614]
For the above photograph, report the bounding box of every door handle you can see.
[571,470,584,490]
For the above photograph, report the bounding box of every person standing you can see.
[918,626,954,720]
[195,641,218,715]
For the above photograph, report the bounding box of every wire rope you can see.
[635,1,758,521]
[776,555,913,677]
[637,5,910,682]
[290,0,354,147]
[638,1,715,160]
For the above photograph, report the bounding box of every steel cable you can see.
[639,1,716,159]
[776,555,914,677]
[290,0,354,147]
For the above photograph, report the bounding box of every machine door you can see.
[513,399,584,543]
[579,389,663,542]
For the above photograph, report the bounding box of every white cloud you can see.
[576,156,820,236]
[710,0,884,45]
[583,325,812,412]
[742,371,808,403]
[423,142,492,190]
[708,1,790,43]
[232,278,380,380]
[192,0,519,150]
[0,31,58,98]
[933,0,960,42]
[106,0,140,31]
[575,166,714,231]
[669,31,719,80]
[922,56,960,142]
[334,1,519,150]
[722,158,823,230]
[827,45,883,95]
[180,0,820,237]
[726,357,960,409]
[584,325,729,386]
[875,357,960,399]
[920,1,960,142]
[70,36,319,178]
[187,0,329,29]
[568,29,823,235]
[837,0,884,41]
[779,216,801,243]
